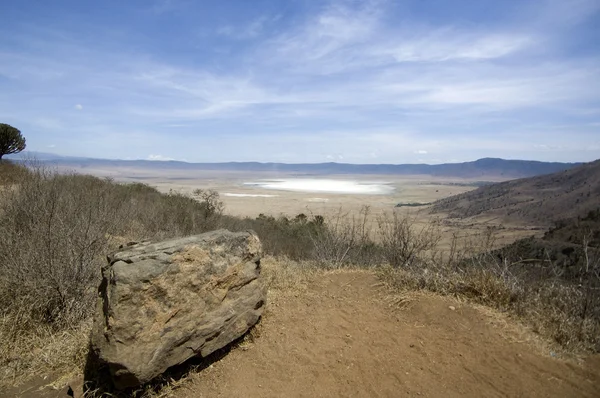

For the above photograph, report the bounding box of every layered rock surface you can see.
[90,229,266,389]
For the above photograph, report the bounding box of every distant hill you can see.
[431,159,600,226]
[7,152,581,179]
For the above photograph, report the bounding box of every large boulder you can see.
[90,229,266,389]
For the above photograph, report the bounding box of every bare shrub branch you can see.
[377,210,442,268]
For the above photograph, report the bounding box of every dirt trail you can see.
[5,270,599,397]
[180,271,599,398]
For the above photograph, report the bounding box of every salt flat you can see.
[222,193,279,198]
[243,178,394,194]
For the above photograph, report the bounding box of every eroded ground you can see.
[177,269,599,398]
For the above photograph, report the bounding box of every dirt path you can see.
[5,270,599,397]
[179,271,599,398]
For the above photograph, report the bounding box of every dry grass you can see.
[261,256,318,293]
[0,317,91,389]
[0,160,30,185]
[377,251,600,353]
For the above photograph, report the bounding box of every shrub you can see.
[219,213,321,260]
[0,167,229,334]
[0,160,30,185]
[0,169,121,331]
[309,206,380,268]
[377,210,441,268]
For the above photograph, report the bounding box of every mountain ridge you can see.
[7,152,582,179]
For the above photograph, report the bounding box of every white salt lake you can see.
[223,193,279,198]
[243,179,395,195]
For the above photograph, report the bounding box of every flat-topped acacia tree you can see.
[0,123,26,160]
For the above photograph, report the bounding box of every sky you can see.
[1,0,599,164]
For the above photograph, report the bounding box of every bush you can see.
[309,206,380,268]
[221,206,381,267]
[0,160,30,185]
[0,170,119,330]
[0,167,229,334]
[219,213,321,260]
[377,210,441,268]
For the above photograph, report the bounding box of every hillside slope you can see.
[431,159,600,226]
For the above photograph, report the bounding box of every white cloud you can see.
[5,1,596,123]
[74,104,83,110]
[326,153,345,161]
[378,32,533,63]
[263,2,534,77]
[147,154,175,161]
[415,150,428,154]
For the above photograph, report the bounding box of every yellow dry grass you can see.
[0,317,91,389]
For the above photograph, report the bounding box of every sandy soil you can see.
[179,271,599,398]
[5,270,599,398]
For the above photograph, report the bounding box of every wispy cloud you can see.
[376,31,534,62]
[0,0,598,163]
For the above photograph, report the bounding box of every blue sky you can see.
[1,0,599,164]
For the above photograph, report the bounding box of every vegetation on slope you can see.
[431,159,600,225]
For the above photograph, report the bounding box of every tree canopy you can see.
[0,123,26,160]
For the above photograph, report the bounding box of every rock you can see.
[90,229,266,389]
[448,305,456,311]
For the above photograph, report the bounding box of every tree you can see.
[0,123,26,160]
